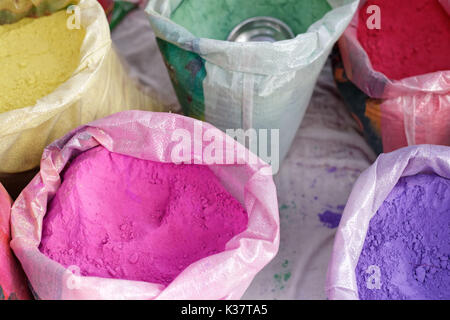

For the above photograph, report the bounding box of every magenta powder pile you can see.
[39,146,248,285]
[356,173,450,300]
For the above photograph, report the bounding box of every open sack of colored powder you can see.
[0,0,164,194]
[0,183,31,300]
[10,111,279,300]
[334,0,450,154]
[146,0,359,163]
[326,145,450,300]
[0,0,75,23]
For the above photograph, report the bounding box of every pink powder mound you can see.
[39,146,248,286]
[358,0,450,80]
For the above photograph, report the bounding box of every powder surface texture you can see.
[356,173,450,300]
[171,0,331,40]
[318,210,342,229]
[0,10,85,112]
[357,0,450,80]
[39,146,248,286]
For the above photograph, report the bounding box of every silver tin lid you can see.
[227,16,295,43]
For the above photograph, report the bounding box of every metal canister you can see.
[227,16,295,43]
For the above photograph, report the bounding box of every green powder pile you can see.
[171,0,332,40]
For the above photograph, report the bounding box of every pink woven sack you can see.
[0,183,31,300]
[10,111,279,300]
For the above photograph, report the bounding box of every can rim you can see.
[227,16,295,42]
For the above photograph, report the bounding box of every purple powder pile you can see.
[356,173,450,300]
[318,210,342,229]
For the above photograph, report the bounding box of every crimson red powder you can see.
[39,146,248,286]
[358,0,450,80]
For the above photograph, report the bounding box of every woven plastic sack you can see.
[0,0,164,178]
[337,0,450,153]
[0,183,31,300]
[146,0,359,162]
[10,110,280,300]
[325,144,450,299]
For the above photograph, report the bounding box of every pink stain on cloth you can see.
[39,146,248,286]
[10,111,279,300]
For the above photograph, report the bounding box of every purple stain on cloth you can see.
[356,173,450,300]
[318,210,342,229]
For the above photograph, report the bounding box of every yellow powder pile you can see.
[0,10,85,113]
